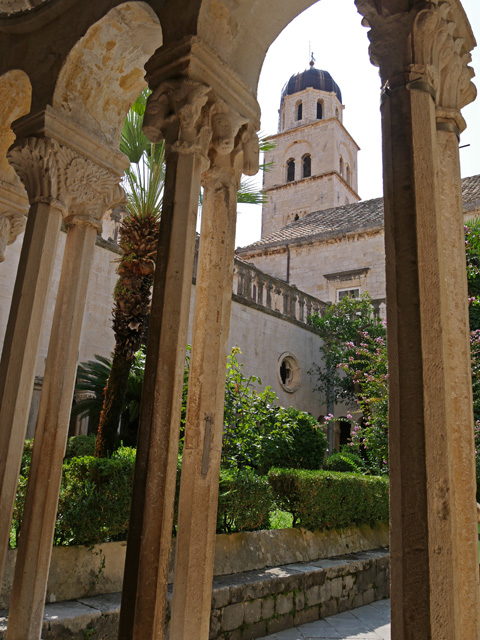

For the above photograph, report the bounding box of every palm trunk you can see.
[95,351,133,457]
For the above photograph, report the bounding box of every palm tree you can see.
[95,91,164,457]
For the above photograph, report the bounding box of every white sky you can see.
[235,0,480,248]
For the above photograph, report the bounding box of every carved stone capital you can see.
[355,0,476,114]
[0,211,26,262]
[7,137,125,227]
[56,145,125,226]
[202,101,259,192]
[7,137,64,212]
[143,79,212,161]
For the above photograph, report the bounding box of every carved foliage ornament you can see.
[411,4,476,110]
[355,0,476,111]
[7,137,124,223]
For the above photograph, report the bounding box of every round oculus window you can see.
[277,353,301,393]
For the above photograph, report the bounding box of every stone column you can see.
[355,1,479,637]
[434,36,480,635]
[170,113,259,640]
[118,78,212,640]
[5,153,123,640]
[0,138,65,584]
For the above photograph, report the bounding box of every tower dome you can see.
[281,66,342,105]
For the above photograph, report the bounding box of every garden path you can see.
[257,599,391,639]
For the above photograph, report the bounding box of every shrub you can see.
[268,468,389,530]
[217,469,273,533]
[260,407,327,472]
[54,447,136,546]
[324,452,360,473]
[64,434,96,460]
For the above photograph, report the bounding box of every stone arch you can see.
[52,2,162,148]
[0,69,31,185]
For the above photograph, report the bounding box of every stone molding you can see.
[355,0,476,119]
[7,137,124,227]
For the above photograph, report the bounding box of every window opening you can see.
[297,102,302,120]
[317,101,323,119]
[337,288,360,301]
[287,159,295,182]
[303,154,311,178]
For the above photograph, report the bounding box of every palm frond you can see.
[237,176,266,205]
[120,88,152,164]
[123,142,165,219]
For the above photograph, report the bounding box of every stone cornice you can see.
[324,267,371,282]
[264,170,361,201]
[237,224,385,257]
[266,116,361,152]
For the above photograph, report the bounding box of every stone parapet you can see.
[233,258,328,325]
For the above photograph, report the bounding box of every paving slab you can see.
[257,599,391,639]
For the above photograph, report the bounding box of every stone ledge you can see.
[1,524,389,609]
[0,549,390,640]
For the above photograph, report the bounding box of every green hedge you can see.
[217,469,273,533]
[12,444,389,547]
[268,468,389,530]
[12,447,273,546]
[55,449,136,545]
[12,447,136,547]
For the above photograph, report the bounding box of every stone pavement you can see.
[257,599,391,639]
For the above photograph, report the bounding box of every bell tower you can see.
[261,62,360,238]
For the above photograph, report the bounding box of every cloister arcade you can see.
[0,0,478,638]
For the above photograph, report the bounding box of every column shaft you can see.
[435,125,480,637]
[0,201,62,583]
[118,150,203,640]
[170,166,238,640]
[383,83,477,639]
[6,222,97,640]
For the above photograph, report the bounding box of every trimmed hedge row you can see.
[11,446,388,547]
[268,468,389,530]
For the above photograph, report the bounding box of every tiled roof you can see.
[238,174,480,252]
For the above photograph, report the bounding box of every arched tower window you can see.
[296,101,303,121]
[287,159,295,182]
[336,108,340,119]
[303,154,311,178]
[317,101,323,120]
[339,156,344,177]
[346,164,351,185]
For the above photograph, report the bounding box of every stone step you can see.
[0,549,389,640]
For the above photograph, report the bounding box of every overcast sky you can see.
[235,0,480,248]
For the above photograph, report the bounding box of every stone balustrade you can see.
[233,257,328,325]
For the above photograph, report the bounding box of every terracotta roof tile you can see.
[238,174,480,252]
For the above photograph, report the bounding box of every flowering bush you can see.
[307,294,386,405]
[337,331,389,474]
